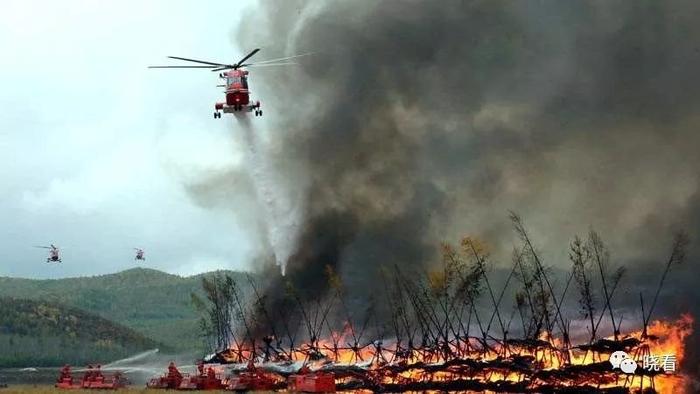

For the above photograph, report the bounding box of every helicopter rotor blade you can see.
[153,49,307,72]
[244,62,299,68]
[33,246,51,249]
[211,66,231,72]
[210,61,298,71]
[210,49,261,72]
[166,56,229,67]
[249,52,314,65]
[211,52,312,71]
[234,48,261,69]
[149,66,218,69]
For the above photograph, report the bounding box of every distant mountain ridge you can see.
[0,267,248,353]
[0,297,163,367]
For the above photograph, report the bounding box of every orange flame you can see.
[219,314,693,393]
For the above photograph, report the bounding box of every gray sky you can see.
[0,0,268,278]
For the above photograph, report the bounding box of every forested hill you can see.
[0,297,162,367]
[0,268,247,352]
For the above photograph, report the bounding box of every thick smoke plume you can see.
[231,0,700,317]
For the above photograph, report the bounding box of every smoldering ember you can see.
[169,213,693,394]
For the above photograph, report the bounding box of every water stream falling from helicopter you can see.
[236,116,299,274]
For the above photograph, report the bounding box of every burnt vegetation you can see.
[194,214,690,393]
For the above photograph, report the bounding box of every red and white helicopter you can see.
[134,248,145,261]
[150,49,305,118]
[35,244,61,263]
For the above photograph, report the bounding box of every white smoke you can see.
[236,116,301,274]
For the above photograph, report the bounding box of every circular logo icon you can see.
[609,351,628,369]
[620,358,638,374]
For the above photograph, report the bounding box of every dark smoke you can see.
[235,0,700,306]
[186,1,700,372]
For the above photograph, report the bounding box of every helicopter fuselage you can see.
[47,251,61,263]
[214,69,261,117]
[226,69,250,106]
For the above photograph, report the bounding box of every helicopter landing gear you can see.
[254,109,263,117]
[214,112,221,119]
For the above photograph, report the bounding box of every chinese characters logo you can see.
[608,351,676,374]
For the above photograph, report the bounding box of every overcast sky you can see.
[0,0,270,278]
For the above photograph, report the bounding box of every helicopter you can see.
[149,48,308,118]
[35,244,61,263]
[134,248,145,261]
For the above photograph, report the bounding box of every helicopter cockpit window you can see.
[227,76,241,85]
[241,76,248,89]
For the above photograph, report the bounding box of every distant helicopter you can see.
[34,244,61,263]
[134,248,145,261]
[149,49,309,118]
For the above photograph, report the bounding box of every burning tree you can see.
[193,215,693,394]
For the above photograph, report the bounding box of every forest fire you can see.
[199,314,692,393]
[178,215,694,393]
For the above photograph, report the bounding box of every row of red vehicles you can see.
[55,365,128,389]
[146,361,336,392]
[56,362,335,392]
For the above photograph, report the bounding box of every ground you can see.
[0,387,235,394]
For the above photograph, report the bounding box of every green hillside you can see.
[0,268,247,353]
[0,297,163,367]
